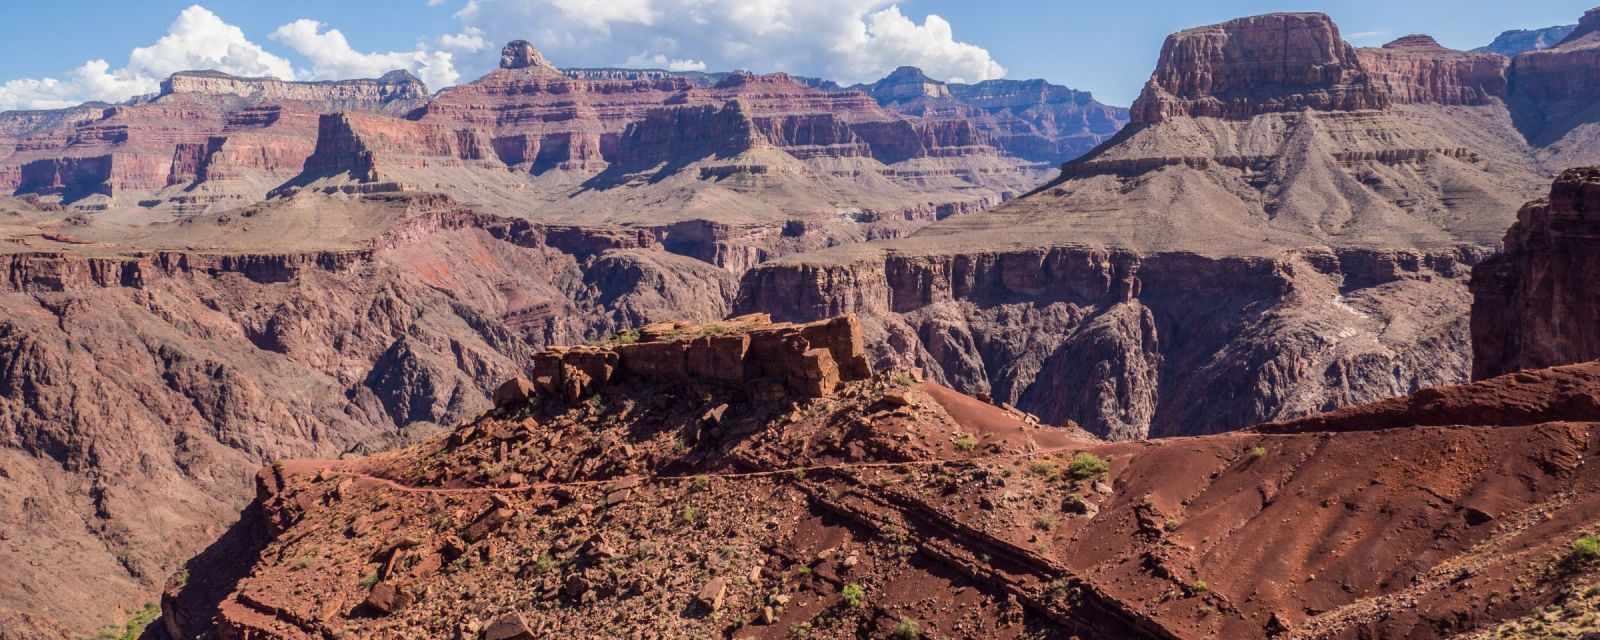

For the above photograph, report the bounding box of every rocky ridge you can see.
[160,306,1600,639]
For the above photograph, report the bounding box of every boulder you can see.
[492,376,534,410]
[697,577,728,613]
[788,348,841,397]
[463,507,515,543]
[364,581,411,615]
[482,612,536,640]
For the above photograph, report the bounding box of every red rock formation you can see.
[0,70,428,198]
[1131,13,1388,124]
[295,41,1040,190]
[1357,35,1510,105]
[1471,166,1600,379]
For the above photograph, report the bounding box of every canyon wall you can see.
[737,245,1481,439]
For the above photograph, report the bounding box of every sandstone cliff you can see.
[1131,13,1388,124]
[0,69,429,207]
[1471,166,1600,379]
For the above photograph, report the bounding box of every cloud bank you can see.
[451,0,1006,84]
[0,5,293,110]
[0,1,1005,111]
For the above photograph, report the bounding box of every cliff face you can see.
[1131,13,1388,124]
[737,245,1481,439]
[859,67,1129,165]
[1356,36,1510,106]
[1475,24,1579,56]
[0,70,429,204]
[1508,9,1600,158]
[1471,167,1600,379]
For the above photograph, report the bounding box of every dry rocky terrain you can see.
[160,314,1600,639]
[3,8,1600,639]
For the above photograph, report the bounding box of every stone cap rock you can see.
[500,40,557,72]
[1382,34,1447,50]
[503,314,873,407]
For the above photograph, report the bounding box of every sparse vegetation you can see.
[892,618,921,639]
[953,433,978,452]
[840,583,865,608]
[679,505,702,526]
[1248,445,1268,460]
[1189,579,1209,595]
[532,552,557,575]
[1164,518,1181,532]
[891,371,916,387]
[1570,535,1600,565]
[614,328,640,344]
[1067,452,1110,480]
[1034,514,1057,531]
[1027,459,1060,480]
[691,476,711,491]
[359,571,380,588]
[91,603,160,640]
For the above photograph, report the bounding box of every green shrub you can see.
[1027,460,1059,480]
[91,603,160,640]
[840,583,865,608]
[679,505,702,526]
[1190,579,1209,595]
[1067,452,1110,480]
[1572,536,1600,564]
[1248,446,1268,459]
[892,618,921,639]
[953,433,978,452]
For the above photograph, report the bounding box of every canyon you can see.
[159,160,1600,635]
[1,7,1599,638]
[737,8,1600,440]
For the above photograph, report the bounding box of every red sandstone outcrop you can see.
[1471,166,1600,379]
[1131,13,1388,124]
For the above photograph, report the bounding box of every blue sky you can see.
[0,1,1592,110]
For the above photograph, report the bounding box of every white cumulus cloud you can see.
[439,26,490,52]
[271,20,460,89]
[447,0,1005,85]
[623,53,708,72]
[0,4,293,111]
